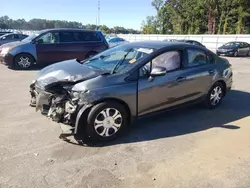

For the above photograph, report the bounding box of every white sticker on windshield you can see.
[137,48,153,54]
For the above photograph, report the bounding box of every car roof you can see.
[178,39,199,42]
[227,41,246,43]
[125,41,200,50]
[41,28,98,32]
[108,37,122,39]
[0,33,13,37]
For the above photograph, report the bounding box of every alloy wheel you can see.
[94,108,122,137]
[210,86,223,106]
[17,56,31,68]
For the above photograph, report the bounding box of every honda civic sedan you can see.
[29,41,233,142]
[216,42,250,57]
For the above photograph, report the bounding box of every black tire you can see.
[14,53,34,69]
[248,50,250,57]
[84,101,129,142]
[86,51,97,59]
[205,82,225,109]
[233,51,238,57]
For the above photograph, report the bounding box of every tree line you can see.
[0,16,140,34]
[142,0,250,34]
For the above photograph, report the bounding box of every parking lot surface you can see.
[1,57,250,188]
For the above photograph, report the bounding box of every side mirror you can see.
[150,66,167,77]
[148,66,167,82]
[2,37,6,40]
[36,39,44,44]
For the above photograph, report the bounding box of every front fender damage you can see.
[44,89,99,141]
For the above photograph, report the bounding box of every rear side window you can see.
[60,32,74,43]
[13,34,19,39]
[109,38,117,43]
[117,38,125,42]
[73,31,102,42]
[186,49,207,67]
[244,43,249,48]
[19,34,28,39]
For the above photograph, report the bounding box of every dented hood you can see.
[36,59,104,89]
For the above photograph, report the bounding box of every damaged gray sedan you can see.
[30,41,233,142]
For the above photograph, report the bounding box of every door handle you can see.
[208,70,215,75]
[176,77,186,82]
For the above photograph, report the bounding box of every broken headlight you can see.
[71,90,90,101]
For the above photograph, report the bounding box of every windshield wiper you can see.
[111,49,133,74]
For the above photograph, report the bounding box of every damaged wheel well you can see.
[74,98,132,139]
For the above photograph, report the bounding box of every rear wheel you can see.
[205,82,225,109]
[247,50,250,57]
[14,54,34,69]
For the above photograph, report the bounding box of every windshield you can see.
[224,42,240,47]
[21,31,43,42]
[85,45,154,74]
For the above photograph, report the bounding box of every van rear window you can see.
[73,31,102,42]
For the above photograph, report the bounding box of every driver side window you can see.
[36,32,59,44]
[139,51,181,77]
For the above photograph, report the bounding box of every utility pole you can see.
[98,0,100,27]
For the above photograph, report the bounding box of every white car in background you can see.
[106,37,128,48]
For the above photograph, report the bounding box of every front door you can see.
[36,31,61,65]
[137,50,188,116]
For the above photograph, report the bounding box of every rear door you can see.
[243,43,250,55]
[238,43,246,56]
[73,31,107,59]
[179,48,216,101]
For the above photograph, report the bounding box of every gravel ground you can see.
[0,57,250,188]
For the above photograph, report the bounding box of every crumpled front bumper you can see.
[29,82,52,112]
[35,91,53,112]
[29,81,95,140]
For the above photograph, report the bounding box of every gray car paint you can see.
[0,34,27,46]
[33,42,233,134]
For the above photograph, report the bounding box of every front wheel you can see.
[84,101,129,142]
[86,52,97,59]
[205,82,225,109]
[14,54,34,69]
[233,51,238,57]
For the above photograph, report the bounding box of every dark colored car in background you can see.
[0,28,108,69]
[216,42,250,57]
[0,33,28,46]
[29,41,232,142]
[177,40,206,48]
[106,37,128,48]
[0,31,12,36]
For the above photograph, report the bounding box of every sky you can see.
[0,0,156,30]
